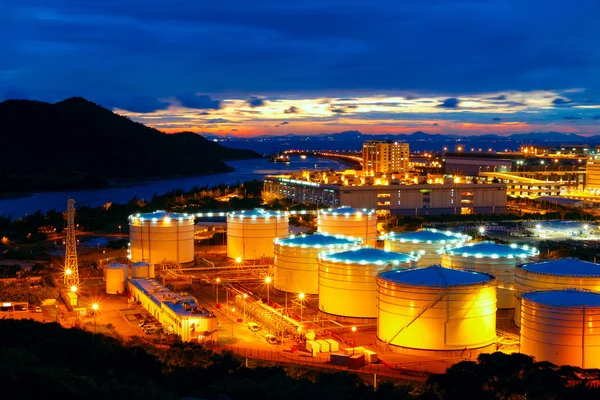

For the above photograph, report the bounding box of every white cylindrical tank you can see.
[131,261,151,279]
[384,229,471,267]
[520,289,600,369]
[227,209,289,260]
[514,258,600,326]
[441,241,539,309]
[128,211,195,265]
[274,233,362,295]
[318,207,378,246]
[105,262,127,294]
[377,266,497,352]
[318,247,419,320]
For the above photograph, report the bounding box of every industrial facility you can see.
[317,207,378,246]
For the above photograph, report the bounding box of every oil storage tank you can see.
[520,289,600,369]
[318,207,377,246]
[377,266,497,355]
[274,233,362,295]
[129,211,195,265]
[130,261,154,279]
[318,247,419,321]
[383,229,471,267]
[441,241,539,309]
[227,209,289,261]
[514,258,600,327]
[105,262,127,294]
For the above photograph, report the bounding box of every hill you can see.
[0,97,260,192]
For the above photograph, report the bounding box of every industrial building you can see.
[317,247,418,322]
[362,140,410,175]
[520,289,600,369]
[441,242,539,309]
[263,174,507,215]
[514,259,600,327]
[383,229,471,267]
[273,233,361,295]
[317,207,378,246]
[128,278,217,342]
[128,211,195,265]
[376,266,497,355]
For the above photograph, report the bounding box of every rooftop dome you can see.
[448,241,538,259]
[319,206,376,216]
[384,229,470,243]
[379,265,493,287]
[521,258,600,277]
[319,247,418,265]
[523,289,600,307]
[275,233,361,248]
[130,210,192,220]
[106,262,127,269]
[227,208,287,218]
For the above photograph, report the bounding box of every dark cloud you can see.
[247,96,267,108]
[562,116,581,120]
[231,128,239,132]
[432,123,439,126]
[593,116,600,120]
[284,106,300,114]
[488,95,506,101]
[329,107,346,114]
[552,98,573,106]
[206,118,229,123]
[177,93,221,109]
[491,117,502,121]
[281,121,289,125]
[104,95,170,113]
[437,98,460,108]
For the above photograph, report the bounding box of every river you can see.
[0,155,346,218]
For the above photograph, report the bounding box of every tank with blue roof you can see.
[317,247,419,321]
[441,241,539,309]
[317,206,378,246]
[376,266,497,354]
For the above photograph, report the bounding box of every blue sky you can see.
[2,0,600,135]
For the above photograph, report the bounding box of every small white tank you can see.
[105,262,127,294]
[384,229,471,267]
[131,261,151,279]
[227,209,289,260]
[318,247,419,320]
[318,207,378,246]
[520,289,600,368]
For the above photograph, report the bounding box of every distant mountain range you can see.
[0,97,260,193]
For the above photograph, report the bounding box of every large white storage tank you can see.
[318,207,378,246]
[105,262,127,294]
[520,289,600,369]
[383,229,471,267]
[514,258,600,327]
[377,266,497,354]
[318,247,419,321]
[129,211,195,265]
[227,209,289,261]
[441,241,539,309]
[274,233,362,295]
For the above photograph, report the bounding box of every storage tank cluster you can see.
[383,229,471,267]
[377,266,497,355]
[128,211,195,265]
[441,241,539,308]
[273,233,362,295]
[227,209,289,261]
[317,247,419,322]
[514,258,600,327]
[318,207,378,246]
[520,289,600,369]
[105,262,127,294]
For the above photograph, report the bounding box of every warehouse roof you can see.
[523,289,600,307]
[276,233,361,248]
[319,206,376,216]
[447,241,538,259]
[384,229,470,243]
[521,258,600,277]
[379,266,493,287]
[319,247,418,265]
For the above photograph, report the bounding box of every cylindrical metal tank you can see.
[105,262,127,294]
[318,247,419,320]
[131,261,151,279]
[318,207,377,246]
[520,289,600,369]
[274,233,362,295]
[384,229,471,267]
[514,258,600,327]
[227,209,289,260]
[441,241,539,309]
[128,211,195,265]
[377,266,497,352]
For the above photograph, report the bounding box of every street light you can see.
[91,303,99,335]
[478,226,486,236]
[298,293,305,322]
[351,326,357,355]
[215,277,221,306]
[265,276,272,305]
[70,285,77,293]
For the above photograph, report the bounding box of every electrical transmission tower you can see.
[64,198,79,289]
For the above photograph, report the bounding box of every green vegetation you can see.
[0,97,260,193]
[0,280,57,305]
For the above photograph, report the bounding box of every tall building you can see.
[586,154,600,191]
[362,140,409,175]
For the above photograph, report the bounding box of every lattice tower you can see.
[64,198,79,287]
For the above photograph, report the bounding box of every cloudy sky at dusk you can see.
[2,0,600,136]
